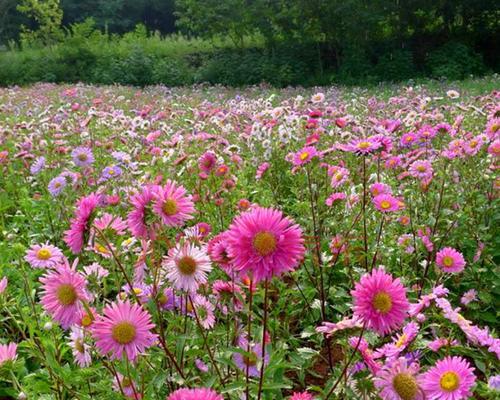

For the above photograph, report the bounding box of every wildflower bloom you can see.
[329,167,350,188]
[152,180,195,227]
[293,146,318,166]
[255,162,270,180]
[226,207,305,283]
[0,343,17,365]
[127,185,159,239]
[373,194,401,212]
[374,357,424,400]
[325,192,347,206]
[162,243,212,292]
[190,295,216,329]
[69,326,91,367]
[351,267,409,335]
[370,182,392,196]
[167,388,223,400]
[71,146,94,167]
[421,356,475,400]
[93,213,127,236]
[345,138,381,155]
[40,266,90,329]
[92,300,156,361]
[30,156,45,175]
[460,289,477,306]
[435,247,466,273]
[409,160,433,180]
[0,277,7,294]
[48,176,67,196]
[290,392,315,400]
[25,243,64,269]
[64,193,100,253]
[233,341,268,377]
[198,151,217,173]
[113,372,142,399]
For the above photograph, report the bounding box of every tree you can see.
[17,0,63,45]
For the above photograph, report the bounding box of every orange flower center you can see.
[380,200,391,209]
[37,248,52,260]
[177,256,197,275]
[440,371,460,392]
[253,231,277,256]
[299,152,309,161]
[358,141,370,149]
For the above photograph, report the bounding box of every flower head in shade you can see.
[212,280,244,314]
[71,146,94,167]
[226,207,305,283]
[167,388,223,400]
[48,176,67,196]
[421,356,475,400]
[351,267,409,335]
[40,265,90,329]
[460,289,477,306]
[374,357,424,400]
[373,194,401,213]
[92,300,156,361]
[157,287,178,311]
[435,247,466,273]
[162,243,212,292]
[25,243,64,269]
[488,375,500,391]
[152,180,195,227]
[293,146,318,166]
[112,372,142,399]
[233,340,269,377]
[93,213,128,236]
[64,193,100,254]
[256,162,270,180]
[68,326,91,367]
[0,343,17,366]
[127,185,160,240]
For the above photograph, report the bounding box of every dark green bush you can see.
[427,42,486,80]
[374,50,417,82]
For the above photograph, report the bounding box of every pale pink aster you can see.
[485,118,500,139]
[40,265,90,329]
[69,326,91,367]
[93,213,127,236]
[428,338,457,352]
[375,322,419,359]
[293,146,318,166]
[374,357,424,400]
[162,243,212,292]
[343,138,381,155]
[351,267,409,335]
[408,160,433,180]
[0,277,7,294]
[83,262,109,279]
[127,185,160,239]
[370,182,392,196]
[487,139,500,157]
[373,194,401,213]
[226,207,305,283]
[329,166,349,188]
[112,372,142,399]
[195,358,209,372]
[167,388,223,400]
[64,193,100,254]
[435,247,466,273]
[0,343,17,365]
[325,192,346,206]
[460,289,477,306]
[152,180,195,227]
[25,243,64,268]
[190,295,215,329]
[256,162,270,180]
[316,316,363,337]
[421,356,476,400]
[92,300,156,361]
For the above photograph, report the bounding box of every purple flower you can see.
[30,156,45,175]
[71,147,94,167]
[48,176,67,196]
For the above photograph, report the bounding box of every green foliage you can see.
[17,0,63,46]
[427,42,487,80]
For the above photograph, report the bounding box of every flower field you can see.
[0,80,499,399]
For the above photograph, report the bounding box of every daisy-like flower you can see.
[92,300,156,361]
[226,207,305,283]
[30,156,45,175]
[40,266,90,329]
[351,267,409,335]
[64,193,100,254]
[71,146,94,167]
[127,185,160,240]
[374,357,424,400]
[408,160,433,180]
[162,243,212,292]
[375,322,420,359]
[0,343,17,366]
[485,118,500,140]
[212,280,244,314]
[344,138,381,155]
[93,213,128,236]
[25,243,64,269]
[400,132,418,147]
[311,92,325,103]
[233,341,268,377]
[460,289,477,306]
[48,176,67,196]
[435,247,466,273]
[487,139,500,157]
[293,146,318,166]
[370,182,392,196]
[255,162,270,180]
[190,295,215,329]
[198,151,218,173]
[373,194,401,213]
[290,391,315,400]
[329,166,350,188]
[421,356,476,400]
[112,372,142,399]
[167,388,223,400]
[325,192,347,206]
[152,180,195,227]
[83,262,109,280]
[68,326,91,367]
[157,287,178,311]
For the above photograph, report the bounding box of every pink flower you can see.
[343,138,381,155]
[325,192,346,206]
[461,289,477,305]
[25,243,64,268]
[226,207,305,283]
[167,388,223,400]
[93,213,127,236]
[64,193,100,253]
[127,185,160,239]
[198,151,217,173]
[113,372,142,399]
[408,160,433,180]
[290,391,315,400]
[190,295,215,329]
[293,146,318,166]
[152,180,195,227]
[0,343,17,365]
[0,276,7,294]
[375,357,424,400]
[421,356,476,400]
[329,166,349,188]
[351,267,409,335]
[373,194,401,212]
[316,316,363,337]
[40,265,90,329]
[435,247,466,273]
[92,300,156,361]
[69,326,91,367]
[370,182,392,196]
[256,162,270,180]
[162,243,212,292]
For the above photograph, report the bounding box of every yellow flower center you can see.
[162,199,178,216]
[133,288,143,295]
[470,140,478,148]
[491,123,499,133]
[380,200,391,209]
[334,173,343,182]
[77,153,88,161]
[372,291,392,314]
[81,314,93,327]
[358,141,370,149]
[396,333,407,348]
[37,248,52,260]
[177,256,197,275]
[56,284,78,306]
[440,371,460,392]
[158,293,168,305]
[96,244,109,254]
[417,165,426,172]
[442,256,454,267]
[300,152,309,161]
[111,321,137,345]
[75,338,85,353]
[253,231,277,256]
[108,169,115,175]
[405,136,413,142]
[121,377,132,388]
[392,372,419,400]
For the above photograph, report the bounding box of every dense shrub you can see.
[427,42,486,80]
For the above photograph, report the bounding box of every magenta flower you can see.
[127,185,160,239]
[25,243,64,269]
[344,138,381,155]
[435,247,466,273]
[198,151,218,173]
[408,160,433,180]
[93,213,127,236]
[226,207,305,283]
[293,146,318,166]
[167,388,223,400]
[421,356,476,400]
[64,193,100,254]
[152,180,195,227]
[290,391,315,400]
[40,265,90,329]
[0,343,17,365]
[351,268,409,335]
[374,357,424,400]
[92,300,156,361]
[373,194,401,212]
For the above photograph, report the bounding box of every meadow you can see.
[0,77,499,399]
